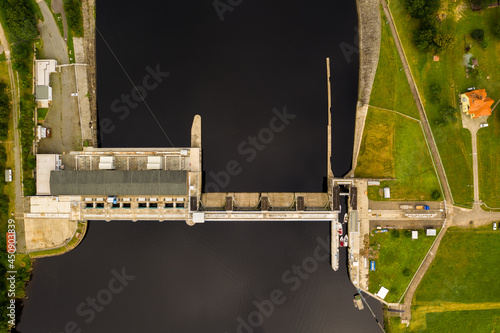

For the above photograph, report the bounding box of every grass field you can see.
[386,226,500,332]
[37,108,49,122]
[387,0,500,206]
[356,107,441,200]
[369,11,420,118]
[477,108,500,208]
[388,308,500,333]
[368,229,437,303]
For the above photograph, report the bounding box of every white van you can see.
[494,222,497,231]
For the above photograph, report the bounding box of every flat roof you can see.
[35,85,51,100]
[49,170,188,196]
[35,59,57,86]
[36,154,59,195]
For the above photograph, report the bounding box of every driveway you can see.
[461,111,488,205]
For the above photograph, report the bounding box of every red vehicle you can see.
[338,224,343,235]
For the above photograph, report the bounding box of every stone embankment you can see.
[349,0,381,176]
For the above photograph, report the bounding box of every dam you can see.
[27,109,357,272]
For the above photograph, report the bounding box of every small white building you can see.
[426,229,437,236]
[412,230,418,240]
[376,286,389,300]
[35,59,57,108]
[383,187,390,198]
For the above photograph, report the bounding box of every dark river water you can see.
[18,1,384,332]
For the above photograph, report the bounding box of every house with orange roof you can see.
[460,89,494,118]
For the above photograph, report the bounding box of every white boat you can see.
[339,235,344,247]
[344,213,348,223]
[343,234,348,247]
[338,224,343,235]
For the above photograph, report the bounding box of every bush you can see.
[430,95,442,104]
[23,177,35,196]
[471,29,485,41]
[494,23,500,39]
[470,67,484,79]
[403,267,411,277]
[432,190,441,200]
[479,38,489,49]
[391,229,400,238]
[430,83,442,95]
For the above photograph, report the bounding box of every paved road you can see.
[50,0,68,41]
[37,0,69,63]
[0,22,26,252]
[37,0,82,159]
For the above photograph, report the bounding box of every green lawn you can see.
[356,107,441,200]
[477,109,500,208]
[416,226,500,303]
[37,108,49,122]
[387,309,500,333]
[368,229,437,303]
[369,10,420,118]
[386,226,500,332]
[387,0,500,206]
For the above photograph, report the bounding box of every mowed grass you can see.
[368,229,437,303]
[356,107,441,200]
[387,309,500,333]
[37,108,49,122]
[386,226,500,332]
[369,10,420,118]
[416,226,500,303]
[387,0,500,206]
[477,108,500,207]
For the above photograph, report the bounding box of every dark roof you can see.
[49,170,187,196]
[35,85,50,100]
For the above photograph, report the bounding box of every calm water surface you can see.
[18,1,383,332]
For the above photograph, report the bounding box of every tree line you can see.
[405,0,455,53]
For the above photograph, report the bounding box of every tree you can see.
[433,33,454,52]
[405,0,441,19]
[403,268,411,277]
[390,229,400,238]
[471,29,485,41]
[414,28,436,51]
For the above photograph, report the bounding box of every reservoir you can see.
[18,0,384,332]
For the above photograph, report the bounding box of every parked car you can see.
[493,222,497,231]
[479,123,488,128]
[71,93,78,96]
[467,87,476,91]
